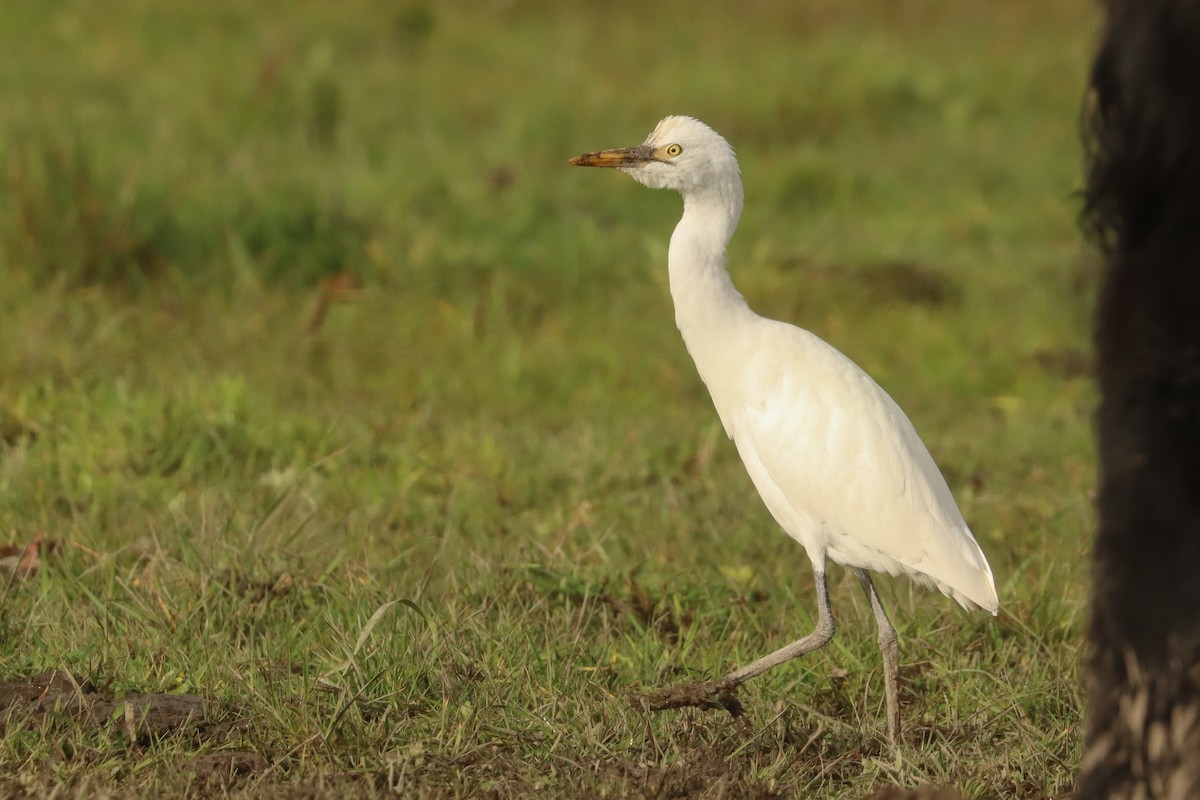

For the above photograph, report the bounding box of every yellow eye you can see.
[664,143,683,157]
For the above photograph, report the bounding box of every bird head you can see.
[569,116,741,198]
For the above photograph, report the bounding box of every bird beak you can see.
[568,145,655,168]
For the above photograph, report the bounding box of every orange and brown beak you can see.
[568,144,655,168]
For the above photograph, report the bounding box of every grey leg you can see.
[721,567,836,685]
[646,567,835,714]
[855,569,901,743]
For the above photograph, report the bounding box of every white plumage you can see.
[570,116,998,742]
[727,325,997,610]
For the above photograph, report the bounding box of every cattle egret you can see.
[569,116,999,743]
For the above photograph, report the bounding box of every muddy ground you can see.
[0,667,984,798]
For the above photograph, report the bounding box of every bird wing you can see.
[718,320,997,611]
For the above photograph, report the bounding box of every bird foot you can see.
[641,678,745,718]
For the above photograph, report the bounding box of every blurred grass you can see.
[0,1,1096,797]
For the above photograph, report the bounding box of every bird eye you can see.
[664,143,683,157]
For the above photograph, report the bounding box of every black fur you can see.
[1081,0,1200,794]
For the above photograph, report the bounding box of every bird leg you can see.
[855,568,901,744]
[645,567,835,716]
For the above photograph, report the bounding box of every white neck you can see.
[668,182,753,362]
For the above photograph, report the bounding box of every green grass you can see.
[0,1,1096,797]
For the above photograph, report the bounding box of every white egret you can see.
[569,116,999,743]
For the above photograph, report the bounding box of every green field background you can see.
[0,2,1096,797]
